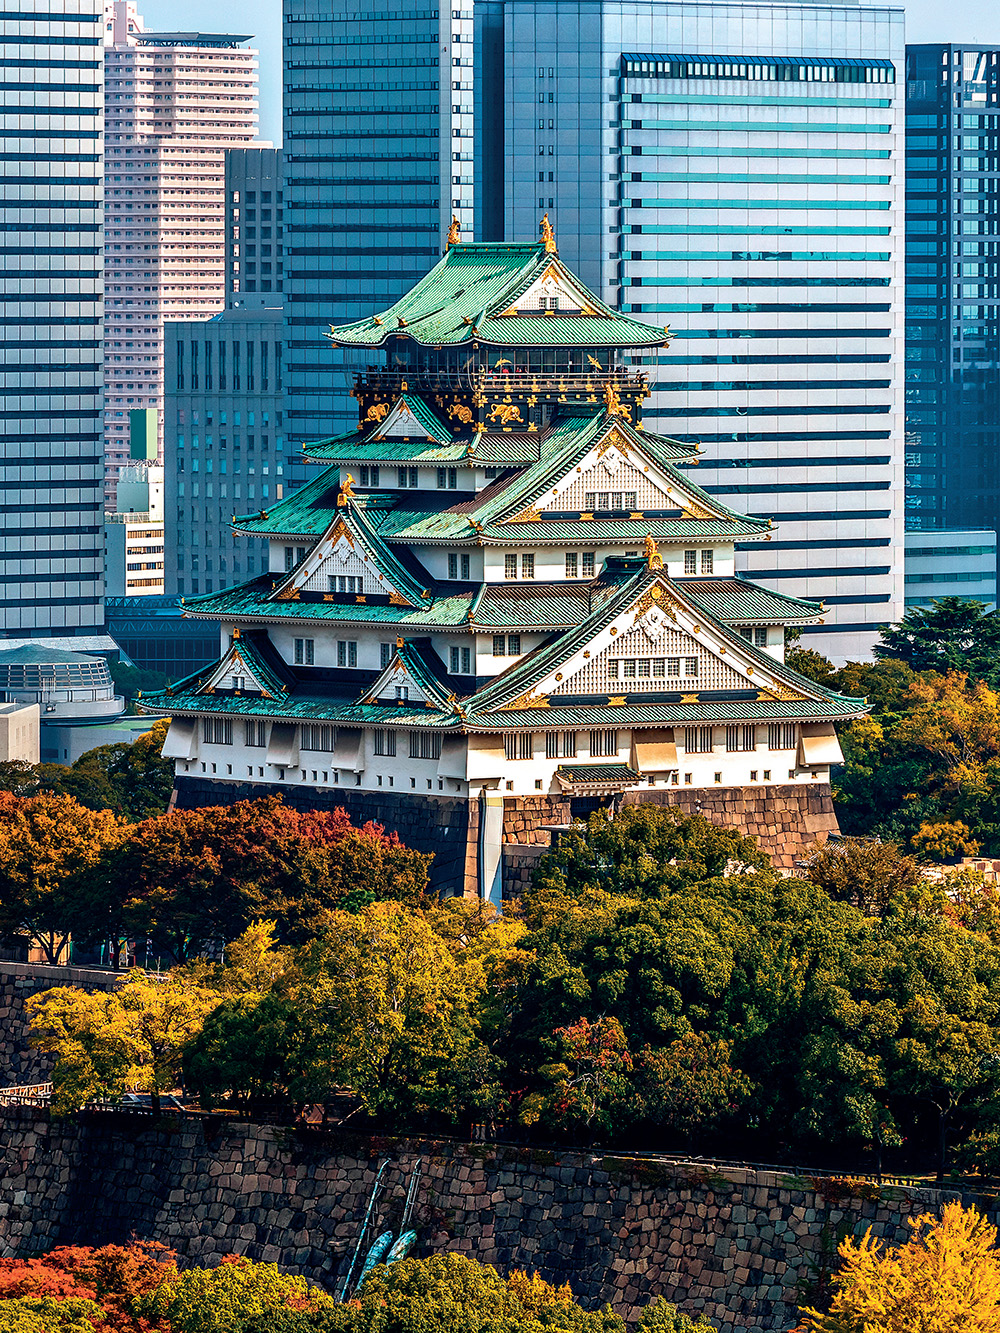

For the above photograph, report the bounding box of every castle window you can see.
[545,730,577,759]
[450,646,472,674]
[397,466,418,488]
[589,729,618,758]
[374,728,397,757]
[294,637,314,666]
[565,552,578,578]
[437,467,458,489]
[330,575,363,595]
[284,545,294,571]
[768,723,797,751]
[395,686,409,701]
[381,642,395,668]
[408,732,442,760]
[521,554,535,578]
[684,726,713,753]
[581,552,595,577]
[245,720,266,747]
[301,725,336,752]
[701,549,714,574]
[504,554,518,579]
[202,718,232,745]
[493,634,521,657]
[726,725,756,752]
[684,549,697,574]
[504,733,534,761]
[448,553,471,580]
[584,491,637,512]
[359,466,380,487]
[337,640,358,668]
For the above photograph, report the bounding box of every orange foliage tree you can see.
[0,793,132,963]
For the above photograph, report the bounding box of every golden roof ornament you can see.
[604,380,624,417]
[337,473,356,506]
[540,212,557,253]
[446,215,461,247]
[644,534,663,570]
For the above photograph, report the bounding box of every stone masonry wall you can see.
[0,1113,983,1333]
[0,963,121,1089]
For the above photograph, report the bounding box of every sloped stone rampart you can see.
[0,963,121,1089]
[0,1114,983,1333]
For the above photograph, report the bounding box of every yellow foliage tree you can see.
[794,1200,1000,1333]
[893,672,1000,803]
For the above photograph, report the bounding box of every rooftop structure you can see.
[0,645,132,764]
[143,229,867,895]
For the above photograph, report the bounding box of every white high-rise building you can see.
[102,1,259,502]
[486,0,906,662]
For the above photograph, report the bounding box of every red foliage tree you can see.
[0,1242,177,1333]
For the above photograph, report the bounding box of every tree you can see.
[519,1016,634,1135]
[0,1242,176,1333]
[794,1201,1000,1332]
[635,1032,749,1140]
[874,597,1000,682]
[784,646,840,691]
[28,968,219,1113]
[803,838,924,916]
[140,1256,334,1333]
[910,820,979,862]
[55,721,174,820]
[0,793,132,963]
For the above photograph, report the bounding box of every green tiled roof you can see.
[327,241,668,350]
[234,466,343,537]
[365,639,458,713]
[466,697,867,729]
[182,577,477,628]
[480,518,773,544]
[557,763,640,787]
[142,689,464,728]
[680,577,824,625]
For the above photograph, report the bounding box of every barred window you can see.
[584,490,637,512]
[337,640,358,668]
[504,732,534,761]
[449,646,472,674]
[684,726,713,753]
[545,730,577,759]
[396,466,418,488]
[581,551,595,577]
[565,552,578,578]
[301,725,337,752]
[589,729,618,758]
[521,553,535,578]
[504,554,518,579]
[329,575,363,595]
[437,467,457,489]
[245,720,266,747]
[701,549,714,574]
[768,723,797,751]
[726,724,756,752]
[359,465,380,487]
[374,728,397,757]
[610,657,695,679]
[408,732,442,760]
[684,549,697,574]
[202,718,232,745]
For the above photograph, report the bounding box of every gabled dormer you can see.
[357,639,457,712]
[366,392,453,444]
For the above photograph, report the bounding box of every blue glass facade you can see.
[283,0,474,446]
[493,0,905,661]
[1,0,105,636]
[905,46,1000,540]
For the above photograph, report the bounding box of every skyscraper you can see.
[1,0,105,639]
[282,0,474,444]
[905,45,1000,544]
[491,0,906,663]
[102,1,259,500]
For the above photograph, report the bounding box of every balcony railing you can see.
[354,368,647,396]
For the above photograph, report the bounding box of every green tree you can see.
[803,838,924,916]
[0,1298,103,1333]
[140,1257,334,1333]
[874,596,1000,681]
[55,721,174,820]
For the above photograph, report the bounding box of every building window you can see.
[740,627,768,647]
[581,552,595,577]
[684,549,697,574]
[726,724,756,752]
[294,638,314,666]
[589,729,618,758]
[584,491,637,511]
[245,720,266,747]
[337,640,358,668]
[330,575,363,595]
[284,545,294,571]
[381,642,395,668]
[408,732,442,759]
[374,728,397,756]
[397,466,418,488]
[202,718,232,745]
[395,685,409,701]
[521,554,535,578]
[545,730,577,759]
[684,726,713,753]
[504,554,518,579]
[437,467,458,489]
[359,465,380,487]
[701,549,714,575]
[492,634,522,656]
[565,552,578,578]
[448,553,471,580]
[609,657,697,679]
[768,723,797,750]
[504,732,534,761]
[449,646,472,674]
[301,725,336,752]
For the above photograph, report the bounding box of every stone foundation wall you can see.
[0,1113,982,1333]
[174,777,474,897]
[503,794,571,845]
[0,963,121,1090]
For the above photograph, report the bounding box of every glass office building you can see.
[492,0,905,662]
[283,0,475,445]
[905,46,1000,541]
[2,1,105,637]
